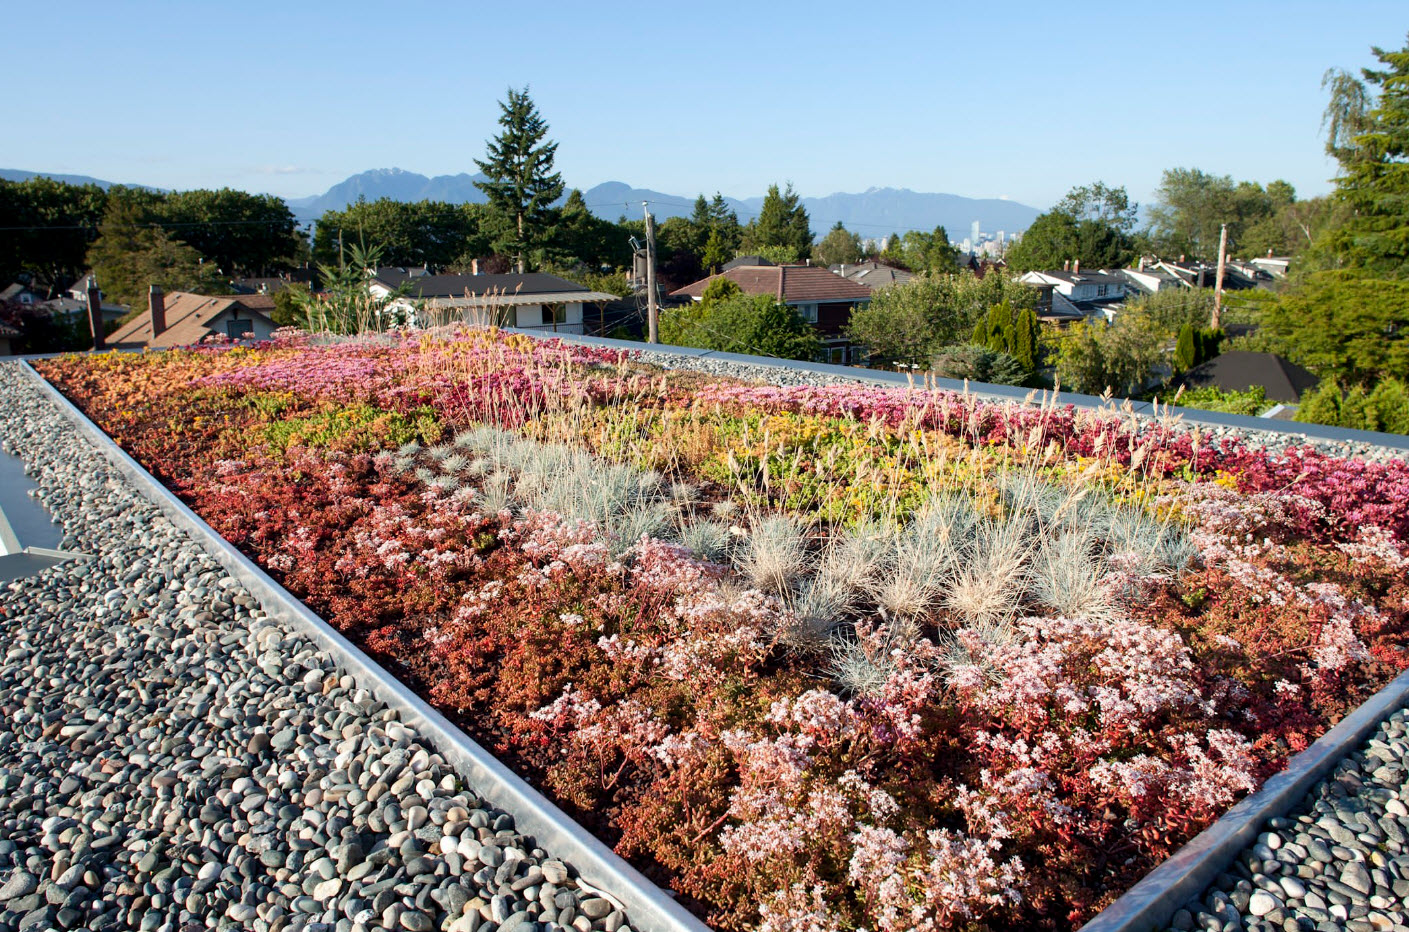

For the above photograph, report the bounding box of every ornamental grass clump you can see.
[741,514,811,595]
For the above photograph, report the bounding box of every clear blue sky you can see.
[4,1,1403,210]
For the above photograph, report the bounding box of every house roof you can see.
[222,293,276,311]
[722,255,775,270]
[670,265,873,303]
[832,261,915,289]
[373,270,598,299]
[0,284,36,302]
[847,267,915,289]
[1175,351,1319,404]
[1029,269,1128,286]
[107,292,276,349]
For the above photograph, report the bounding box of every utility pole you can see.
[1211,222,1228,330]
[644,203,659,344]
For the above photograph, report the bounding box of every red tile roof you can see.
[670,265,872,303]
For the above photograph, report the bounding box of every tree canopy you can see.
[1246,271,1409,385]
[812,222,864,267]
[740,183,812,260]
[474,87,565,271]
[661,290,818,360]
[313,198,487,270]
[1146,169,1296,261]
[86,190,224,308]
[0,176,108,291]
[1005,183,1137,272]
[1321,34,1409,277]
[158,188,300,276]
[847,271,1038,368]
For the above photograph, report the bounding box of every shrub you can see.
[1167,385,1270,417]
[1296,377,1409,435]
[931,344,1028,385]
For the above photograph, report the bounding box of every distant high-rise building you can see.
[961,237,973,254]
[996,230,1006,246]
[970,220,980,247]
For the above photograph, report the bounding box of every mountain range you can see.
[0,168,164,191]
[5,166,1043,238]
[290,169,1043,237]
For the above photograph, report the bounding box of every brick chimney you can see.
[87,278,105,350]
[1072,259,1081,274]
[149,285,166,336]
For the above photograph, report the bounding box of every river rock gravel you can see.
[1166,707,1409,932]
[0,365,637,932]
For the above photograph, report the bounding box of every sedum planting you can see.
[34,328,1409,931]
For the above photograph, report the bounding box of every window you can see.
[797,303,819,323]
[226,319,252,339]
[541,304,567,326]
[1096,284,1108,297]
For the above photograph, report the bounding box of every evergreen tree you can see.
[1323,35,1409,277]
[1012,306,1039,373]
[1295,381,1344,427]
[740,183,812,260]
[474,87,565,272]
[1175,324,1197,372]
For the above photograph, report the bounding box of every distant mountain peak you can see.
[286,170,1043,234]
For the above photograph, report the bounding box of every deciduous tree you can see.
[812,222,864,267]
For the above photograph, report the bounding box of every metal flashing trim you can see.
[1078,666,1409,932]
[509,329,1409,452]
[21,362,710,932]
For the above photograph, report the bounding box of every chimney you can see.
[1062,259,1070,271]
[471,257,479,276]
[1072,259,1080,274]
[149,285,166,336]
[1137,256,1146,271]
[87,278,105,351]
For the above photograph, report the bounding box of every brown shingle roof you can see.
[670,265,872,303]
[107,292,276,349]
[220,293,276,311]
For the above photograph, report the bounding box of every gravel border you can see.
[0,363,650,932]
[1163,707,1409,932]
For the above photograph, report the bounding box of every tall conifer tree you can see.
[474,88,564,272]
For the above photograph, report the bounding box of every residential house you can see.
[832,261,915,290]
[38,274,129,327]
[1156,258,1272,292]
[106,287,279,349]
[669,262,873,364]
[1174,351,1318,405]
[1018,263,1131,322]
[1118,260,1187,297]
[0,283,44,306]
[368,270,619,335]
[1248,255,1291,279]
